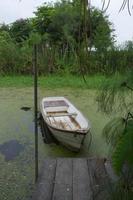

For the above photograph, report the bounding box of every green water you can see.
[0,87,111,200]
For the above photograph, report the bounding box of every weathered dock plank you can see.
[73,158,92,200]
[32,159,57,200]
[52,158,73,200]
[31,158,113,200]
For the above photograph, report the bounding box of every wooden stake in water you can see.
[33,44,38,182]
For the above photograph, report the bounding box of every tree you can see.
[33,1,114,48]
[124,40,133,51]
[92,11,114,51]
[102,0,133,15]
[10,18,32,43]
[31,0,114,74]
[32,4,55,35]
[0,23,10,32]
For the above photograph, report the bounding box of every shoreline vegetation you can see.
[0,1,133,77]
[0,74,123,88]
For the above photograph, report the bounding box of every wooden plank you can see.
[87,158,110,200]
[47,117,51,124]
[73,158,92,200]
[69,116,81,129]
[64,117,73,130]
[52,117,57,124]
[49,117,54,124]
[66,116,76,130]
[44,100,69,108]
[46,112,77,117]
[32,159,57,200]
[52,158,73,200]
[31,158,116,200]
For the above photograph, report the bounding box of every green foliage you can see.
[91,8,114,51]
[124,40,133,51]
[97,71,133,114]
[107,179,133,200]
[33,1,113,49]
[33,4,55,35]
[0,0,132,75]
[10,19,32,43]
[0,23,10,32]
[0,31,33,75]
[102,114,133,176]
[30,0,115,74]
[112,119,133,174]
[28,32,42,45]
[0,31,12,42]
[99,69,133,176]
[0,31,20,74]
[102,117,125,146]
[98,66,133,197]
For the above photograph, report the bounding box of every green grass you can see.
[0,74,123,88]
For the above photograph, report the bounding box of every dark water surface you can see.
[0,140,24,161]
[0,87,110,200]
[21,106,31,111]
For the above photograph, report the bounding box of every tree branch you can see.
[102,0,133,15]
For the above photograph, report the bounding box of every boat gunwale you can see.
[42,116,90,135]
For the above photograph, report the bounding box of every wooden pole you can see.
[33,44,38,182]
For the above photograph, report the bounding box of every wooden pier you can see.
[32,158,116,200]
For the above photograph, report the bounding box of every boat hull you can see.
[47,124,88,152]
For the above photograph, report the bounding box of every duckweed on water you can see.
[0,87,115,200]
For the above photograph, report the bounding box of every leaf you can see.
[102,117,126,146]
[112,119,133,174]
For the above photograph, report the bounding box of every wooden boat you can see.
[40,97,91,152]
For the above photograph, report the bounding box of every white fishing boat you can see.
[40,97,91,152]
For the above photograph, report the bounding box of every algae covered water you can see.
[0,87,109,200]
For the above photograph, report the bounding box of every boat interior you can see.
[44,100,81,131]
